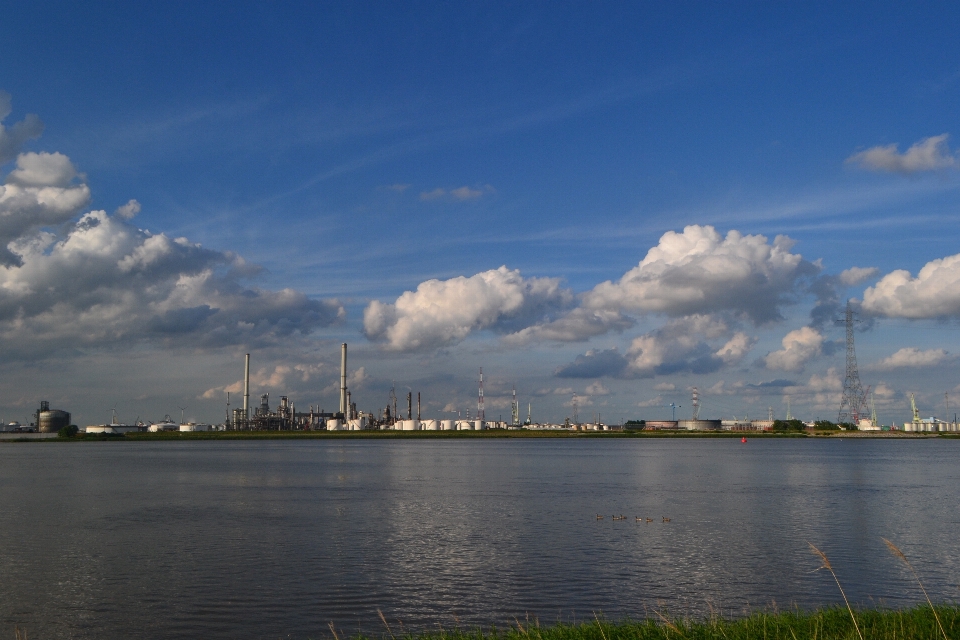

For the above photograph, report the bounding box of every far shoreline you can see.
[1,430,954,442]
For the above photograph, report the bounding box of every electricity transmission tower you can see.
[837,301,868,425]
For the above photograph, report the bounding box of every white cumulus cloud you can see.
[363,266,572,351]
[839,266,879,286]
[0,92,44,165]
[585,381,610,396]
[0,151,91,266]
[866,348,951,371]
[715,332,757,364]
[862,253,960,318]
[0,137,344,360]
[846,134,957,174]
[784,368,843,411]
[503,307,633,344]
[583,225,815,323]
[557,314,749,379]
[115,199,141,220]
[764,327,824,372]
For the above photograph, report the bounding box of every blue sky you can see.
[2,2,960,426]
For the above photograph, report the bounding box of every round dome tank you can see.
[441,419,455,430]
[326,418,343,431]
[425,419,440,430]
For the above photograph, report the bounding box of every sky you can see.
[2,2,960,427]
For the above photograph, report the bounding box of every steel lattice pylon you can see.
[838,301,865,424]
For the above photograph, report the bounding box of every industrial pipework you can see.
[243,353,250,420]
[339,343,348,417]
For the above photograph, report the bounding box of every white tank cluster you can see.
[179,423,212,432]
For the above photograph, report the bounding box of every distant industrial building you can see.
[36,401,71,433]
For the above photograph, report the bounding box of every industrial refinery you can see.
[5,334,958,436]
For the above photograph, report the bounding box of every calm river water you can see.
[1,438,958,639]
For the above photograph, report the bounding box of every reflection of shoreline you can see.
[12,430,950,442]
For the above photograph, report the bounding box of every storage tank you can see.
[401,419,421,431]
[441,419,455,430]
[347,416,368,430]
[425,419,440,430]
[179,423,211,432]
[677,419,722,431]
[326,418,343,431]
[474,419,485,431]
[456,420,473,430]
[38,409,71,433]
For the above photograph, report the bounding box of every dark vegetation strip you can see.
[337,606,959,640]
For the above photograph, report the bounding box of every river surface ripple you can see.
[1,438,958,639]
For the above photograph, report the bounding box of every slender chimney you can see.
[417,392,421,420]
[243,353,250,420]
[407,392,412,420]
[339,343,348,417]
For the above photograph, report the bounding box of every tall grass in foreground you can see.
[809,542,864,640]
[334,606,959,640]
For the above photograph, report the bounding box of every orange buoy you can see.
[741,436,747,443]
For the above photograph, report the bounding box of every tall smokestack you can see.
[417,392,421,420]
[339,343,348,416]
[243,353,250,420]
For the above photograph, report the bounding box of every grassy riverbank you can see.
[340,605,958,640]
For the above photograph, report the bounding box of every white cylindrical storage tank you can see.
[326,418,343,431]
[425,419,440,430]
[456,420,472,430]
[441,419,455,431]
[346,417,368,430]
[474,419,485,431]
[401,419,421,431]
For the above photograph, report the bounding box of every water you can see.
[1,438,958,639]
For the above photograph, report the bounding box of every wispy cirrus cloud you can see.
[420,184,494,201]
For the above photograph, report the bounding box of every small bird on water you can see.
[662,517,671,522]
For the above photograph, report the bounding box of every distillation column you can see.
[339,343,348,417]
[243,353,250,420]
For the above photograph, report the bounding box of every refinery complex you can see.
[3,331,957,436]
[1,308,956,436]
